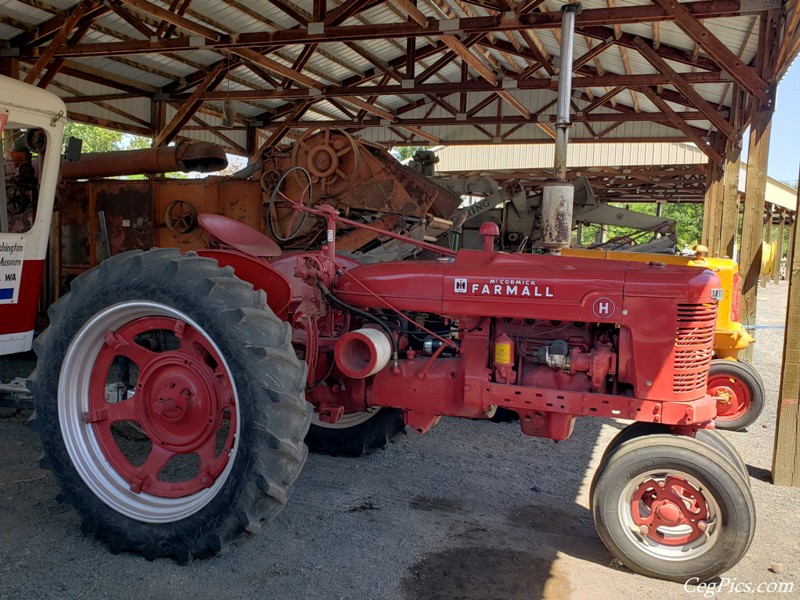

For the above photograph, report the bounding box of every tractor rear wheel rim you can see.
[619,469,719,560]
[59,301,241,523]
[311,408,380,429]
[708,374,750,420]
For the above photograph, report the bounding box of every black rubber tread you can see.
[27,248,311,562]
[592,434,755,582]
[709,358,766,431]
[694,429,750,484]
[598,423,749,481]
[305,408,405,457]
[731,358,765,386]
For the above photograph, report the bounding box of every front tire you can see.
[708,359,765,431]
[28,249,311,561]
[592,435,755,582]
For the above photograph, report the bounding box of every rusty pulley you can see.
[290,128,360,198]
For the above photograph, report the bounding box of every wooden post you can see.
[773,211,785,284]
[772,167,800,487]
[719,151,741,259]
[151,99,167,147]
[739,107,771,361]
[703,160,724,254]
[720,87,744,259]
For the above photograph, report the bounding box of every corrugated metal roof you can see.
[0,0,796,154]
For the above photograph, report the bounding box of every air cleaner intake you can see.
[334,328,393,379]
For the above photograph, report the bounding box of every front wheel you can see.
[305,408,405,457]
[29,249,311,561]
[592,435,755,582]
[708,359,765,431]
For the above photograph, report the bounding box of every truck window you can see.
[2,126,47,234]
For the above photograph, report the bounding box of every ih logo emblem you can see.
[454,278,468,294]
[593,297,616,318]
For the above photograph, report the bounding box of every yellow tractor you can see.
[563,246,765,431]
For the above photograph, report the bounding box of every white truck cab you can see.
[0,75,66,355]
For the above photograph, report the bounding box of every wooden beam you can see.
[325,0,381,26]
[773,168,800,487]
[169,72,723,102]
[249,109,713,128]
[399,125,441,143]
[638,86,723,165]
[231,48,325,90]
[582,86,624,113]
[632,36,736,140]
[337,96,396,121]
[651,0,769,105]
[24,2,93,84]
[37,1,747,54]
[119,0,221,39]
[107,0,156,38]
[155,62,226,146]
[267,0,311,25]
[37,7,107,89]
[573,36,615,70]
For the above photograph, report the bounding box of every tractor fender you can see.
[195,249,292,318]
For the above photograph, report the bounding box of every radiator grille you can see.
[673,303,717,393]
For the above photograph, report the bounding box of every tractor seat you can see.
[198,213,282,258]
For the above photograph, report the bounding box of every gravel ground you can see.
[1,282,798,600]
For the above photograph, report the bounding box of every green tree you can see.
[390,145,425,161]
[580,202,704,250]
[64,122,150,153]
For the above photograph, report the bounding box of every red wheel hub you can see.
[630,476,709,545]
[85,317,236,498]
[708,372,751,420]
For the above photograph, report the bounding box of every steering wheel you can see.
[268,166,314,242]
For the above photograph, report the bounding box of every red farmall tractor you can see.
[1,74,755,582]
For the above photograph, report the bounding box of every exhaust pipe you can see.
[542,2,582,251]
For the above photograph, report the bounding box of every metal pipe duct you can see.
[59,141,228,180]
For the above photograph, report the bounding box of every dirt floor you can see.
[1,281,798,600]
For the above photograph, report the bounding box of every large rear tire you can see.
[708,359,765,431]
[305,408,405,457]
[592,435,755,582]
[28,249,311,562]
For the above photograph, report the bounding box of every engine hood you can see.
[333,249,720,323]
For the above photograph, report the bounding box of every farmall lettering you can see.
[453,277,555,298]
